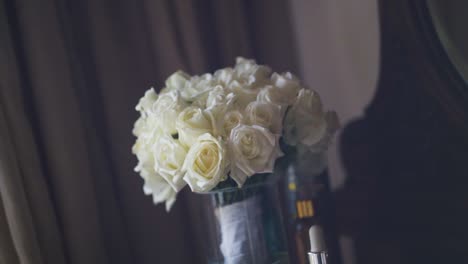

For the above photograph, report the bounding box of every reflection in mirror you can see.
[427,1,468,83]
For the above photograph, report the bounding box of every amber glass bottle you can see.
[284,152,342,264]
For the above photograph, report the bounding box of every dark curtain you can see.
[0,0,299,263]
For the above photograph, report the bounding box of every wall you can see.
[288,1,380,263]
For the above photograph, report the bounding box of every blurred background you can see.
[2,0,468,263]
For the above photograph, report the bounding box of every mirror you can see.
[427,1,468,84]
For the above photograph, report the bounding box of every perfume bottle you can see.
[308,225,328,264]
[284,150,342,264]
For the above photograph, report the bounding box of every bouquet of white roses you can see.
[132,57,338,212]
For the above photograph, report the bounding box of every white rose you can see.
[206,85,230,109]
[183,133,228,192]
[160,70,190,94]
[234,57,271,86]
[284,88,327,147]
[203,88,238,136]
[228,80,260,108]
[181,74,215,101]
[245,101,282,134]
[153,135,188,191]
[226,58,273,108]
[133,133,177,211]
[133,132,160,181]
[214,67,234,85]
[273,72,300,91]
[132,117,146,137]
[228,124,283,187]
[221,110,244,138]
[132,137,153,173]
[257,72,300,106]
[142,172,177,212]
[176,107,213,147]
[306,110,340,152]
[152,90,186,135]
[132,120,162,162]
[133,112,163,142]
[135,88,158,116]
[190,95,208,109]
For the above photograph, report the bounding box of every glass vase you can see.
[199,175,290,264]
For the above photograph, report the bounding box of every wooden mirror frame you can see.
[412,1,468,129]
[368,0,468,131]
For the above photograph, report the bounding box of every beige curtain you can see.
[0,0,298,263]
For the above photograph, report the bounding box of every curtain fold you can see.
[0,195,20,264]
[1,1,66,263]
[0,0,299,263]
[0,105,39,264]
